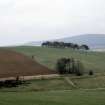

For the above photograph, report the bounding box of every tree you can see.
[56,58,66,74]
[80,45,90,50]
[89,70,94,75]
[73,44,80,49]
[42,41,90,51]
[75,60,84,76]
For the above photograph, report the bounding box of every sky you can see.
[0,0,105,46]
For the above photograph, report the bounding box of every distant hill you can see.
[25,41,43,46]
[57,34,105,49]
[26,34,105,50]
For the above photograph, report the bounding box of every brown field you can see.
[0,48,56,78]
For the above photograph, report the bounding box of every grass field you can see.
[0,75,105,105]
[0,89,105,105]
[0,46,105,105]
[0,75,105,92]
[8,46,105,73]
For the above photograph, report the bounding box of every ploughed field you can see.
[0,48,55,78]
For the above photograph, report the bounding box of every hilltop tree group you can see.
[42,41,89,50]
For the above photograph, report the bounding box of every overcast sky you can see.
[0,0,105,46]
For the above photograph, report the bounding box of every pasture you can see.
[9,46,105,73]
[0,46,104,105]
[0,89,105,105]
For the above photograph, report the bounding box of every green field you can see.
[1,75,105,92]
[0,89,105,105]
[0,77,73,92]
[1,46,105,105]
[8,46,105,73]
[0,75,105,105]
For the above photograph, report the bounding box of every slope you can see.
[8,46,105,73]
[0,48,55,78]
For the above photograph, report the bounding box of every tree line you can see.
[42,41,89,50]
[56,57,84,76]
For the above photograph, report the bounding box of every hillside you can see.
[8,46,105,73]
[1,46,105,105]
[26,34,105,50]
[0,48,55,78]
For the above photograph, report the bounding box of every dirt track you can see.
[0,48,56,78]
[0,74,60,81]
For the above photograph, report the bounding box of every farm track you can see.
[0,74,60,81]
[64,77,76,88]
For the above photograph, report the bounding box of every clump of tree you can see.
[42,41,89,50]
[56,58,84,76]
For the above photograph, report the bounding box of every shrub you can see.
[75,61,84,76]
[89,70,94,75]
